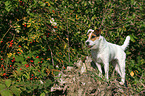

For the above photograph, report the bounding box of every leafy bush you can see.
[0,0,144,95]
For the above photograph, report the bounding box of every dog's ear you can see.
[94,29,101,36]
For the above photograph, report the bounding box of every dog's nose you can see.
[86,42,89,45]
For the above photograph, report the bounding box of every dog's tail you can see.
[121,36,130,50]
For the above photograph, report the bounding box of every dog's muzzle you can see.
[86,41,92,48]
[86,41,90,45]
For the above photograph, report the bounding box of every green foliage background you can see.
[0,0,144,95]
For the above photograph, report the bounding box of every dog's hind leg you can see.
[118,60,126,85]
[95,62,102,77]
[104,62,109,80]
[112,60,122,77]
[115,64,122,77]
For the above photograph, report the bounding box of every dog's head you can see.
[85,29,102,49]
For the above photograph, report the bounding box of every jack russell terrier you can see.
[86,29,130,84]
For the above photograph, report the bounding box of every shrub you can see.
[0,0,144,95]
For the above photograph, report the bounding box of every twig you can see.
[48,45,54,67]
[1,19,23,42]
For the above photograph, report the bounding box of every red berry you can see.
[17,52,21,54]
[3,73,6,76]
[54,26,57,28]
[52,10,55,13]
[30,60,33,63]
[26,64,29,68]
[9,45,12,47]
[10,40,13,43]
[24,24,26,27]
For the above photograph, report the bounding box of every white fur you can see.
[121,36,130,50]
[86,29,130,84]
[87,29,94,34]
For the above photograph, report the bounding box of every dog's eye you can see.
[92,36,95,39]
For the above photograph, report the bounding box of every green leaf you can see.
[34,58,40,64]
[5,1,11,6]
[5,79,11,87]
[40,92,45,96]
[0,84,6,91]
[20,57,24,62]
[15,56,24,62]
[131,0,135,5]
[15,56,20,62]
[22,61,27,65]
[10,86,21,96]
[38,84,43,89]
[1,90,13,96]
[27,53,33,58]
[5,1,11,12]
[43,35,46,40]
[23,72,30,79]
[48,65,54,69]
[53,71,59,76]
[132,14,136,19]
[0,84,13,96]
[130,35,135,42]
[45,79,52,85]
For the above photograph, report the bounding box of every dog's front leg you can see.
[95,62,102,77]
[104,62,109,80]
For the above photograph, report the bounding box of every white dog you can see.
[86,29,130,84]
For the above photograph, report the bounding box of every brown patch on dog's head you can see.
[94,29,101,36]
[87,29,101,41]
